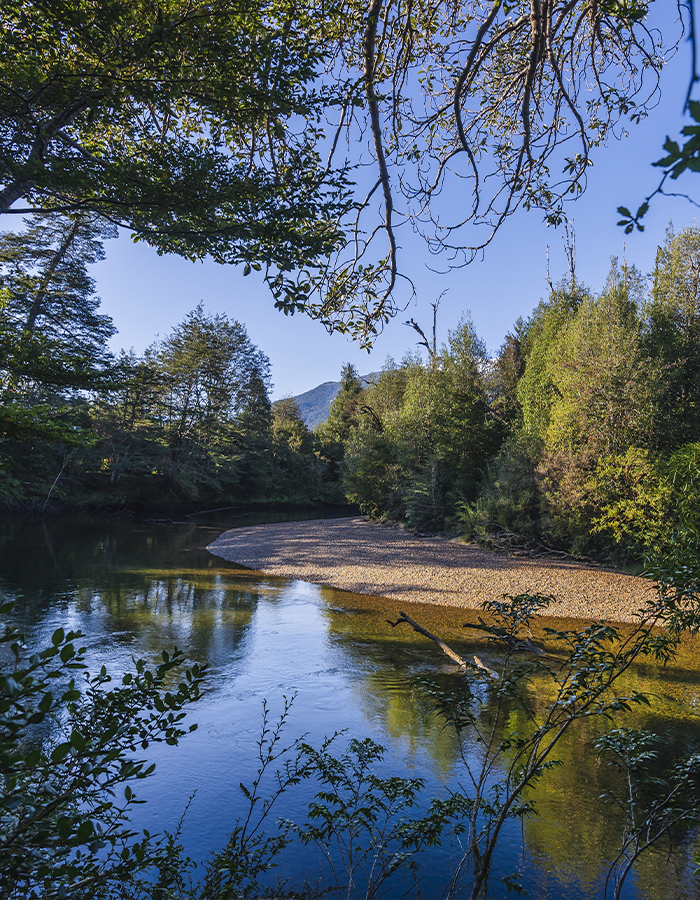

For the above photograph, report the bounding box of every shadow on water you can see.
[2,513,700,899]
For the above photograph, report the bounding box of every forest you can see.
[0,213,343,512]
[2,212,699,567]
[6,3,700,898]
[324,223,700,566]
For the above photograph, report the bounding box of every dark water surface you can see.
[2,513,700,899]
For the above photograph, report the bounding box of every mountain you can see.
[293,381,342,430]
[292,373,379,429]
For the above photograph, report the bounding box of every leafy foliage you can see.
[341,320,498,531]
[0,601,204,900]
[618,98,700,233]
[0,1,674,338]
[0,213,116,445]
[289,737,439,899]
[0,0,350,287]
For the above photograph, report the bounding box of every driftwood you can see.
[387,612,499,678]
[479,525,597,563]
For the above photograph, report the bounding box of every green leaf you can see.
[38,691,54,712]
[76,820,95,841]
[663,137,681,156]
[51,742,72,763]
[52,628,65,646]
[25,749,41,766]
[56,816,72,840]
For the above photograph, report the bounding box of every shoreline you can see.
[207,517,656,624]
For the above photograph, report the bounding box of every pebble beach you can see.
[207,517,656,624]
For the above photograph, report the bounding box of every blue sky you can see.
[89,14,699,401]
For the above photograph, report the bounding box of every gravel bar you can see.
[207,517,656,624]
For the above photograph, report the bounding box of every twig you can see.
[462,618,547,656]
[41,457,68,512]
[184,506,241,518]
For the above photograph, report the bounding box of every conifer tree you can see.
[0,214,117,503]
[0,213,116,400]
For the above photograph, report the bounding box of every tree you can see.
[385,355,444,528]
[1,1,674,341]
[316,364,364,473]
[88,350,164,490]
[486,328,527,436]
[377,318,496,530]
[271,397,312,459]
[589,441,700,559]
[546,261,649,458]
[533,264,651,551]
[0,213,116,395]
[645,224,700,448]
[153,305,270,447]
[340,361,406,519]
[517,282,587,444]
[341,317,497,530]
[0,213,117,504]
[0,1,350,292]
[270,397,330,502]
[300,0,671,337]
[146,305,271,498]
[435,316,496,507]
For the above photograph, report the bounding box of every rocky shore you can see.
[207,517,656,624]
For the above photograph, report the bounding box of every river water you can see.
[2,512,700,899]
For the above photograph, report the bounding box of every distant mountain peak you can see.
[292,373,379,429]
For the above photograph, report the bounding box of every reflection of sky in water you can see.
[2,514,700,899]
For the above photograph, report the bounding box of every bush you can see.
[0,602,204,900]
[458,435,541,547]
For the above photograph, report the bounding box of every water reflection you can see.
[2,514,700,899]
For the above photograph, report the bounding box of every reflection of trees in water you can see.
[523,709,700,900]
[81,574,259,671]
[319,594,700,898]
[488,653,700,899]
[632,832,700,900]
[521,714,628,896]
[319,600,463,774]
[0,516,262,672]
[0,515,222,598]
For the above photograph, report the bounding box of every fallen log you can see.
[387,612,499,678]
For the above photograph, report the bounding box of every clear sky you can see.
[88,15,699,401]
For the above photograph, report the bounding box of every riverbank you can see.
[207,517,655,623]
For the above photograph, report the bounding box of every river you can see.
[1,512,700,899]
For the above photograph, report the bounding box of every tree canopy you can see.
[0,1,350,278]
[0,0,678,341]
